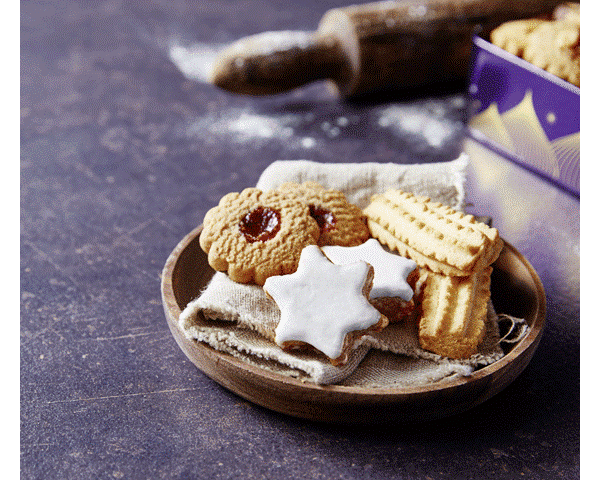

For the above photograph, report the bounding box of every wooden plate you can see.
[161,225,546,424]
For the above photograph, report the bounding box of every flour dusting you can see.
[376,99,464,149]
[227,30,314,56]
[186,107,316,149]
[168,41,226,83]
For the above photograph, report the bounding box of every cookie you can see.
[418,267,492,359]
[552,2,580,23]
[264,245,388,365]
[490,9,580,87]
[363,189,503,277]
[199,187,320,285]
[490,19,546,57]
[322,238,420,323]
[523,20,580,87]
[277,181,370,247]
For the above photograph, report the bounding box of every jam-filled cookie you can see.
[277,181,369,247]
[200,188,320,285]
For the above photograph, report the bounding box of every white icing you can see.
[264,245,382,360]
[322,238,417,301]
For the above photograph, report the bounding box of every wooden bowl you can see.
[161,225,546,424]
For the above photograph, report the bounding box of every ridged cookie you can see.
[418,267,492,359]
[363,189,503,276]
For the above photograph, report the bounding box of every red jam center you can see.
[309,205,336,233]
[239,207,281,243]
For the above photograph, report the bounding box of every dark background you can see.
[21,0,579,478]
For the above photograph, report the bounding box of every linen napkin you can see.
[255,155,468,209]
[178,155,528,385]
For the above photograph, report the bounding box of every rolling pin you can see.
[210,0,565,97]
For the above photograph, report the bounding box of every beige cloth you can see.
[179,156,527,385]
[179,272,371,384]
[256,155,469,209]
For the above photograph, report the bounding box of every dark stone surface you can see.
[21,0,578,478]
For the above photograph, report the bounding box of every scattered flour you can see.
[168,41,226,83]
[218,110,295,140]
[167,35,465,155]
[376,100,464,148]
[168,31,314,84]
[226,30,314,56]
[185,100,464,153]
[301,137,316,148]
[186,107,318,150]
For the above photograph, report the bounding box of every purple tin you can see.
[468,36,580,197]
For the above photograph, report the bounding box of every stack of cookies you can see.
[199,181,502,364]
[489,2,580,87]
[364,190,503,359]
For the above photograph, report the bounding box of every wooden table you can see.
[21,0,579,478]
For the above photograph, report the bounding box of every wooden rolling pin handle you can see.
[210,32,349,96]
[210,0,567,97]
[317,0,567,97]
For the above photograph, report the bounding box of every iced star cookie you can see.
[322,239,421,323]
[277,181,370,247]
[199,188,320,285]
[264,245,388,365]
